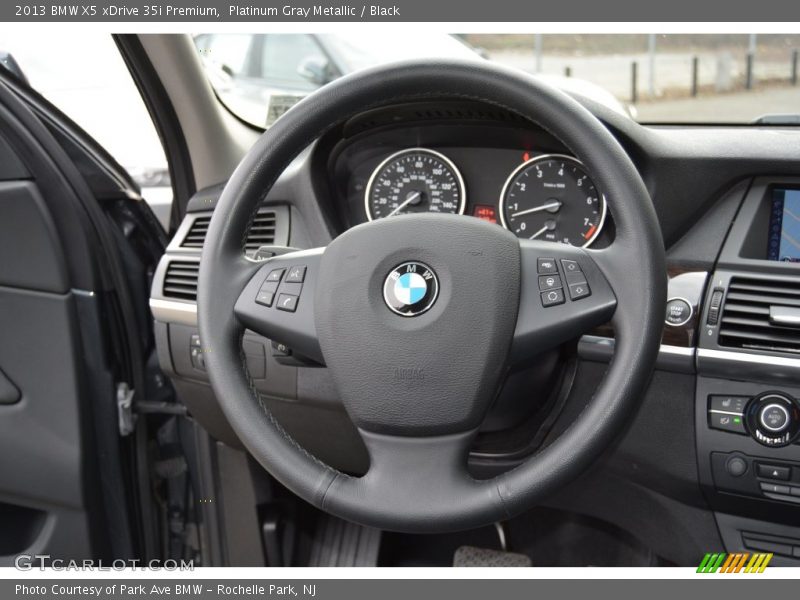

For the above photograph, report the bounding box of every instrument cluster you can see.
[332,124,613,249]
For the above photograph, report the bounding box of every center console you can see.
[697,177,800,564]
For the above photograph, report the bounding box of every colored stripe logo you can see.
[697,552,772,573]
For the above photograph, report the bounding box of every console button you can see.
[707,288,724,326]
[760,403,790,432]
[276,294,299,312]
[285,266,306,283]
[746,393,800,448]
[540,288,565,307]
[725,456,748,477]
[760,482,792,495]
[757,464,791,481]
[709,411,746,434]
[709,395,748,414]
[538,274,562,291]
[568,282,591,301]
[665,298,692,326]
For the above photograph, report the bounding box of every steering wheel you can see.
[198,60,666,533]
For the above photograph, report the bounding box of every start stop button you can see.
[665,297,693,327]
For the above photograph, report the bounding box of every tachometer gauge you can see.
[365,148,466,221]
[499,154,606,247]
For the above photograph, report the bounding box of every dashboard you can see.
[149,96,800,565]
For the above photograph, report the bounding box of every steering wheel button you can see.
[565,270,587,285]
[255,290,275,307]
[265,268,285,282]
[560,259,580,273]
[540,288,565,307]
[276,293,299,312]
[537,258,558,274]
[259,279,279,294]
[285,266,306,283]
[568,282,591,301]
[538,274,562,291]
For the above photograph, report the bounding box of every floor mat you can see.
[453,546,532,567]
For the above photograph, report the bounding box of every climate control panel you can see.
[708,392,800,448]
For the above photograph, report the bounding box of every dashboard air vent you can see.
[180,209,279,254]
[163,261,199,301]
[181,215,211,248]
[244,209,278,254]
[719,276,800,354]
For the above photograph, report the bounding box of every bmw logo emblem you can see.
[383,262,439,317]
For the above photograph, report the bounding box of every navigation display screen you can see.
[768,188,800,262]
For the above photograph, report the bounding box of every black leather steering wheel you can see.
[198,60,666,533]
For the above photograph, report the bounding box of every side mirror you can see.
[297,57,330,86]
[0,52,29,85]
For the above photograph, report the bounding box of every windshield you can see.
[195,33,800,128]
[316,32,480,71]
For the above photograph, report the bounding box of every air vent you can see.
[163,261,199,301]
[719,276,800,354]
[180,209,279,254]
[244,209,278,254]
[181,216,210,248]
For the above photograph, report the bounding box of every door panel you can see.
[0,183,93,562]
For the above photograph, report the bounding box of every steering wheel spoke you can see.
[510,240,617,362]
[233,248,324,364]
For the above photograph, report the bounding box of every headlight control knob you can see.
[745,392,800,447]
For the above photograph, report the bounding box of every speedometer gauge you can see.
[499,154,606,247]
[365,148,466,221]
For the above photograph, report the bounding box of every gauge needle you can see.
[529,225,549,240]
[386,191,422,217]
[512,201,561,218]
